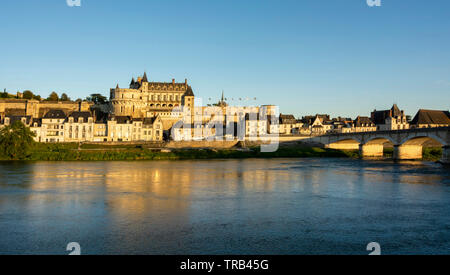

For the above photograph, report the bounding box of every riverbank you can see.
[0,142,442,161]
[0,142,357,161]
[383,147,442,162]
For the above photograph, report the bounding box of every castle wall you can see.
[0,99,93,118]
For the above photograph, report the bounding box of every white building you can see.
[41,110,66,143]
[65,111,95,142]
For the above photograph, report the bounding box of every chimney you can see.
[185,79,188,85]
[172,79,175,85]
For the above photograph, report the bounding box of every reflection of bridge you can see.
[308,127,449,163]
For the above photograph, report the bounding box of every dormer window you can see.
[69,117,74,123]
[79,118,84,123]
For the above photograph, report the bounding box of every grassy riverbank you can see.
[383,147,442,161]
[0,143,357,161]
[0,142,443,161]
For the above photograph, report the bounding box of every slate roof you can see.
[410,110,450,125]
[279,114,296,124]
[113,116,133,124]
[391,104,402,116]
[184,86,194,96]
[43,109,66,119]
[32,118,42,127]
[354,116,375,127]
[301,114,331,124]
[68,111,92,123]
[371,104,404,125]
[4,115,32,125]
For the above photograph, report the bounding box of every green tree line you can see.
[1,90,108,103]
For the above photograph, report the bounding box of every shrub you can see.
[0,121,36,159]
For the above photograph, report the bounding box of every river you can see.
[0,158,449,255]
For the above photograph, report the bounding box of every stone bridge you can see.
[307,127,450,163]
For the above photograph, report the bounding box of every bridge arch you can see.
[364,136,396,145]
[400,134,447,147]
[324,137,361,150]
[393,135,447,161]
[310,127,449,163]
[358,137,395,158]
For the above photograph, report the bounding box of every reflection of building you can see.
[410,109,450,128]
[371,104,410,130]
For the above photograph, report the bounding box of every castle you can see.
[110,73,194,130]
[3,73,446,144]
[0,73,276,143]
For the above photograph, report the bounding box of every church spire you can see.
[142,72,148,82]
[116,84,119,89]
[130,77,135,86]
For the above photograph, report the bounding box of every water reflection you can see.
[0,159,449,255]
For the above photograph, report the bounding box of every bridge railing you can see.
[321,126,450,137]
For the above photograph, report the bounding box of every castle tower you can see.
[142,72,148,83]
[182,86,195,109]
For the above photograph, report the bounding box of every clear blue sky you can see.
[1,0,449,118]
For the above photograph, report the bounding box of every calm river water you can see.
[0,158,449,255]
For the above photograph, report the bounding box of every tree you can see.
[0,121,36,159]
[23,90,34,99]
[47,92,59,101]
[33,95,42,101]
[60,93,70,101]
[86,93,107,104]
